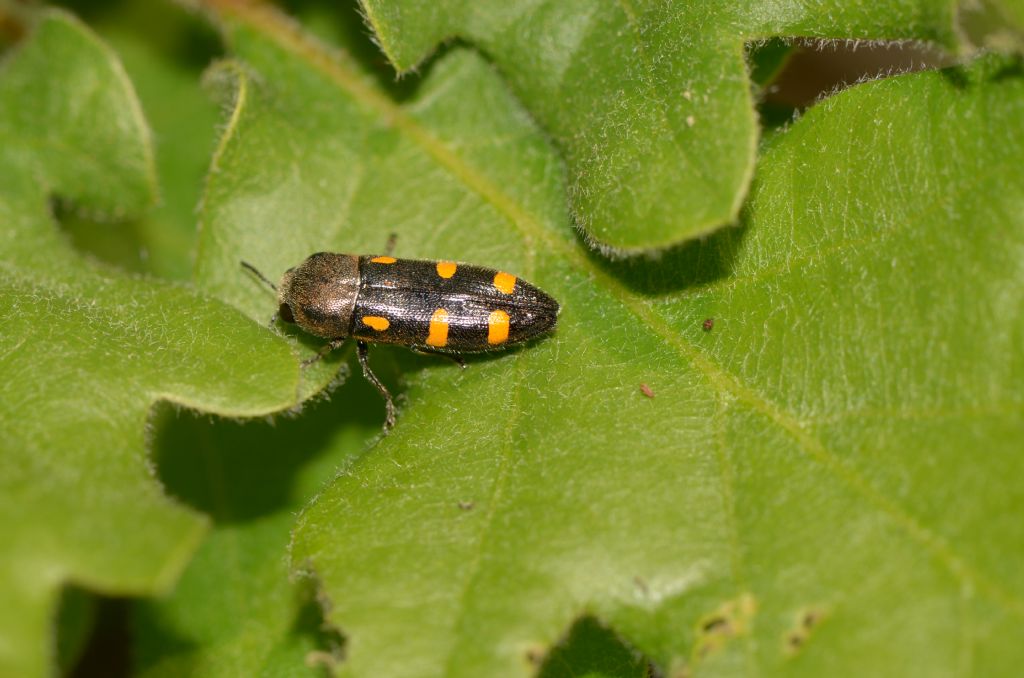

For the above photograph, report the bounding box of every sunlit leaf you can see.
[183,2,1024,676]
[359,0,969,250]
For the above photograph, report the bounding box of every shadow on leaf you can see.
[537,615,655,678]
[152,356,384,524]
[281,0,420,101]
[585,222,750,297]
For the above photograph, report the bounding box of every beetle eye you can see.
[278,303,295,323]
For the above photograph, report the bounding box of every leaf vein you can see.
[206,0,1024,621]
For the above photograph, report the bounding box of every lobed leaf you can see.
[133,387,381,678]
[187,2,1024,676]
[58,1,223,281]
[359,0,966,251]
[0,11,300,677]
[129,7,386,676]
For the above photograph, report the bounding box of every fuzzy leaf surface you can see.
[0,12,300,677]
[359,0,967,251]
[133,387,381,678]
[58,1,222,280]
[188,2,1024,676]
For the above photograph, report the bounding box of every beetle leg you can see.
[384,232,397,257]
[357,340,396,431]
[412,347,466,369]
[301,338,345,368]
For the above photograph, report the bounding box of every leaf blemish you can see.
[784,606,827,655]
[692,593,756,662]
[286,560,348,666]
[524,645,546,665]
[701,616,729,633]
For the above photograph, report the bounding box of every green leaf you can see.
[358,0,968,251]
[127,8,384,676]
[59,1,222,280]
[186,2,1024,676]
[133,383,381,677]
[0,11,301,677]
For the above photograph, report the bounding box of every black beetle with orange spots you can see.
[243,251,559,431]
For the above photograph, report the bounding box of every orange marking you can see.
[370,256,396,264]
[436,261,457,279]
[362,316,390,331]
[493,271,516,294]
[427,308,450,347]
[488,310,510,345]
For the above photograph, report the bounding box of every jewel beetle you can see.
[243,251,560,431]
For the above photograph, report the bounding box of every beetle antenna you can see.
[241,260,277,292]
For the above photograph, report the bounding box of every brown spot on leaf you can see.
[784,606,827,655]
[692,593,756,662]
[701,615,730,634]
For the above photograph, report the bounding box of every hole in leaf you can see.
[293,575,346,671]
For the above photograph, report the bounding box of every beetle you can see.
[243,251,559,431]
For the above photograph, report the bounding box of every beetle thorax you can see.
[278,252,360,339]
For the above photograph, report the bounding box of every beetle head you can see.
[277,252,359,339]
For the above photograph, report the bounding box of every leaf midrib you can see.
[201,0,1024,621]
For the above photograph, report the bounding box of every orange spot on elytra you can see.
[427,308,449,347]
[371,256,396,264]
[362,316,389,331]
[436,261,457,279]
[493,272,516,294]
[488,310,510,345]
